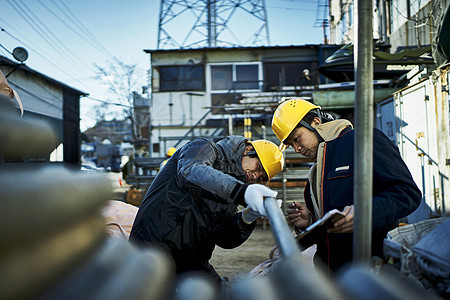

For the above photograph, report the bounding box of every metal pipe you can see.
[0,214,106,300]
[264,198,346,300]
[263,196,301,257]
[173,275,218,300]
[353,0,374,265]
[0,167,112,242]
[282,170,287,215]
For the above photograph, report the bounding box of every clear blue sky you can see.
[0,0,325,130]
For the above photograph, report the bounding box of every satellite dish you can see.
[12,47,28,62]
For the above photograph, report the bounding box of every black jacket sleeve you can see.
[176,139,246,205]
[371,129,422,229]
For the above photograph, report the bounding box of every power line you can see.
[6,0,98,87]
[13,0,94,75]
[7,0,74,65]
[9,81,64,111]
[83,95,132,108]
[0,24,100,94]
[53,0,119,60]
[37,0,116,60]
[277,0,317,3]
[0,17,61,60]
[2,1,111,96]
[266,5,316,12]
[38,0,106,56]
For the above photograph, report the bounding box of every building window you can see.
[210,63,260,91]
[236,65,259,89]
[211,65,232,90]
[159,65,204,92]
[264,62,313,90]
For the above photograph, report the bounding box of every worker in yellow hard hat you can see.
[130,136,283,281]
[243,139,284,183]
[271,97,421,272]
[159,147,177,171]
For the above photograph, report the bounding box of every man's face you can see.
[285,126,320,159]
[241,155,268,183]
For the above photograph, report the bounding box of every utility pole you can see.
[314,0,329,44]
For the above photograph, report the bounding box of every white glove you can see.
[244,184,278,216]
[277,199,283,209]
[242,199,283,224]
[241,207,262,224]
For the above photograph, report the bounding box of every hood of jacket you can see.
[315,119,353,142]
[216,135,247,174]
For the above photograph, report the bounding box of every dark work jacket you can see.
[301,125,421,272]
[129,136,253,275]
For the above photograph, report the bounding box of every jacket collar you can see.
[315,120,353,142]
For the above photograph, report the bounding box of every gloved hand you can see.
[241,207,263,224]
[277,199,283,209]
[244,184,278,216]
[241,199,283,224]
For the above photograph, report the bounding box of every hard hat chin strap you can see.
[299,118,324,143]
[244,150,257,157]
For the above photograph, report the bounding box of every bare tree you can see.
[94,60,145,142]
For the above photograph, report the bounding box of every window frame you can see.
[157,64,205,92]
[206,62,263,94]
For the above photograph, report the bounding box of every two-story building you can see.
[145,44,342,156]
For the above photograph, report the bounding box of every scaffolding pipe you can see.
[353,0,374,265]
[263,196,301,257]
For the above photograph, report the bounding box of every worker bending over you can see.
[130,136,283,280]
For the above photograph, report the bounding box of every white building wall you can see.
[387,0,434,52]
[393,68,450,217]
[151,92,209,127]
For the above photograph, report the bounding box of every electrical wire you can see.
[7,0,76,66]
[0,17,64,62]
[2,2,111,95]
[266,5,316,12]
[38,0,115,59]
[6,0,99,92]
[0,24,100,94]
[8,81,63,110]
[83,95,133,108]
[12,0,94,75]
[53,0,119,60]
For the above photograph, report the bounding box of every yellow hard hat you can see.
[166,147,177,157]
[248,140,284,180]
[271,98,320,149]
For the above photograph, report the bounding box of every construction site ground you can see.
[210,227,276,279]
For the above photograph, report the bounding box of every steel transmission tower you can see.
[157,0,270,49]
